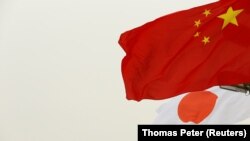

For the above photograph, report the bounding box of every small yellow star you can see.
[194,32,200,37]
[202,36,210,45]
[194,20,201,27]
[203,9,211,17]
[218,7,244,29]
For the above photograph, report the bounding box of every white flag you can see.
[154,86,250,124]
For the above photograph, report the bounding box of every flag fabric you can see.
[119,0,250,101]
[153,86,250,124]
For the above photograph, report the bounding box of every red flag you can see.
[119,0,250,101]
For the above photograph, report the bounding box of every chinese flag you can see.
[119,0,250,101]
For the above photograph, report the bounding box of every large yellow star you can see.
[218,7,244,29]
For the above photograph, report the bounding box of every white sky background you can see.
[1,0,249,141]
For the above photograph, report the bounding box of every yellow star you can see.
[218,7,244,29]
[194,20,201,27]
[202,36,210,45]
[203,9,211,17]
[194,32,200,37]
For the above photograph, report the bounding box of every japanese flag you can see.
[154,86,250,124]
